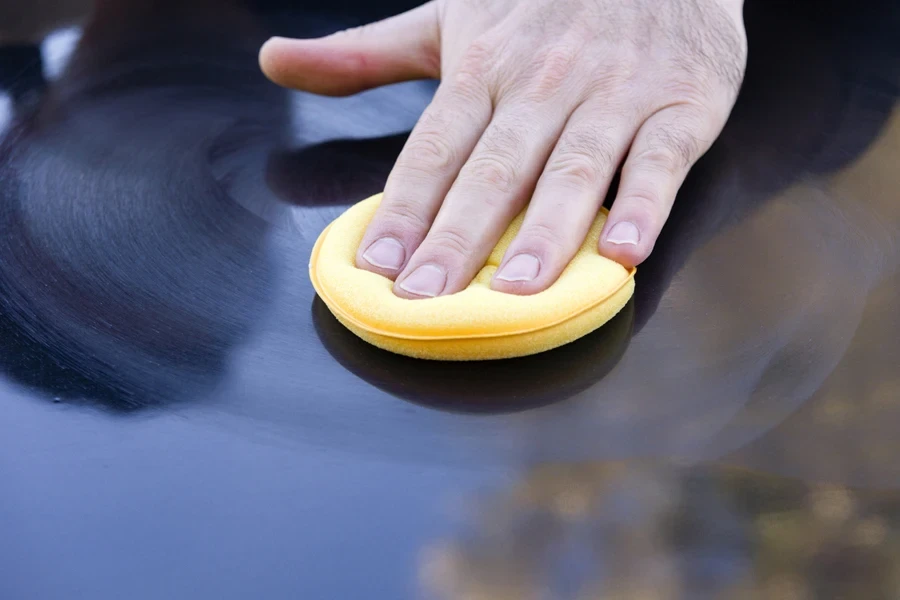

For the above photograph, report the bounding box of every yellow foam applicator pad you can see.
[309,193,636,361]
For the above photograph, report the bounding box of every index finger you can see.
[355,76,493,279]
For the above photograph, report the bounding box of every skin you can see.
[260,0,748,299]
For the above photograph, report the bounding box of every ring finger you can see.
[491,100,640,294]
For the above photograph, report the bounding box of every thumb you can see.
[258,1,441,97]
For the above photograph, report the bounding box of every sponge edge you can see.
[310,193,636,361]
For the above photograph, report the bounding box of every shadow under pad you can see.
[313,296,634,414]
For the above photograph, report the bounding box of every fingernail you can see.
[606,222,640,245]
[399,265,446,297]
[362,237,406,270]
[495,254,541,282]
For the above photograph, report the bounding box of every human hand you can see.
[260,0,747,298]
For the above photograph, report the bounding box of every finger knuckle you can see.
[462,124,525,192]
[520,222,565,250]
[480,122,526,161]
[585,61,636,97]
[426,227,473,262]
[606,45,643,77]
[546,153,603,188]
[632,146,680,175]
[548,126,618,187]
[525,44,582,101]
[464,155,519,192]
[625,188,662,209]
[636,126,702,173]
[448,70,490,106]
[662,77,715,106]
[454,38,498,86]
[401,130,457,175]
[380,198,431,233]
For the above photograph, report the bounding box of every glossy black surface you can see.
[0,1,898,598]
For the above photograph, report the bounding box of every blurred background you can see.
[0,0,898,598]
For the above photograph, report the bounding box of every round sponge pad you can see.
[309,193,636,361]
